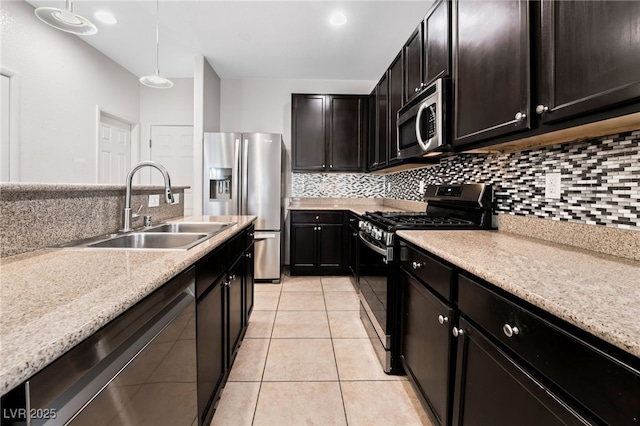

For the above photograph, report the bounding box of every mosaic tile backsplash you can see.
[293,130,640,230]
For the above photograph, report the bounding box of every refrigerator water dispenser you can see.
[209,168,232,200]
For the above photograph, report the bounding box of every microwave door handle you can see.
[415,102,430,150]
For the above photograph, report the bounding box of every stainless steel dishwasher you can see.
[2,267,197,426]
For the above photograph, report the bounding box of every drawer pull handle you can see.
[438,315,448,325]
[503,324,520,338]
[452,327,464,337]
[412,261,424,270]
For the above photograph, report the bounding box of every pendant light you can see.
[34,0,97,35]
[140,0,173,89]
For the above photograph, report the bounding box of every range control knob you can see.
[359,220,365,230]
[373,228,382,240]
[365,223,373,233]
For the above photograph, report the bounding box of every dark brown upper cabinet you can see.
[388,52,404,165]
[404,0,451,106]
[370,74,389,171]
[403,25,424,104]
[452,0,531,148]
[292,94,367,172]
[537,0,640,124]
[292,94,326,171]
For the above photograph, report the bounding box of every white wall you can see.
[0,0,140,183]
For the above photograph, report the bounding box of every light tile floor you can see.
[210,275,433,426]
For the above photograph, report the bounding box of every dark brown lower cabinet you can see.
[451,318,589,426]
[401,270,454,426]
[226,255,243,369]
[290,211,347,275]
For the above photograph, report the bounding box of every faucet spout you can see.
[122,161,175,232]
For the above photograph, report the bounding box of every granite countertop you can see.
[397,229,640,359]
[287,198,425,216]
[0,215,256,397]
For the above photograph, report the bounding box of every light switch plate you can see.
[544,173,561,199]
[174,193,180,203]
[148,194,160,207]
[418,180,425,194]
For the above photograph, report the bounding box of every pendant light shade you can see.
[34,0,97,35]
[140,0,173,89]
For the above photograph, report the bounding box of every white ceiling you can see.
[25,0,434,80]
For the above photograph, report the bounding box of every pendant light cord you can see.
[155,0,160,75]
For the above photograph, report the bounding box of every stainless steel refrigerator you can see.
[203,132,283,282]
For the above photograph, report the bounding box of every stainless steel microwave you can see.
[397,78,449,159]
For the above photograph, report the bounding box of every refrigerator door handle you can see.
[233,138,241,214]
[241,138,249,215]
[253,232,276,241]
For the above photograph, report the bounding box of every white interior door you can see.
[1,74,10,181]
[150,125,194,216]
[98,114,131,184]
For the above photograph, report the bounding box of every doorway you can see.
[98,113,132,184]
[150,125,194,216]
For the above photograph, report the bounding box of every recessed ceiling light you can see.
[94,11,117,25]
[329,12,347,26]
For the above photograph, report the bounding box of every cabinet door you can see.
[423,0,450,86]
[375,74,389,170]
[367,89,377,170]
[538,0,640,123]
[388,53,403,165]
[452,0,531,148]
[197,277,225,425]
[227,258,244,368]
[328,95,364,171]
[244,243,254,327]
[292,94,327,171]
[290,223,318,274]
[401,271,454,426]
[404,24,424,104]
[317,224,344,270]
[452,318,590,426]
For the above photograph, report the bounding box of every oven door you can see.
[397,78,445,159]
[357,232,393,371]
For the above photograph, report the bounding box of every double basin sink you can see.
[58,222,235,251]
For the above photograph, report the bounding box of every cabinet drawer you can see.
[399,242,454,302]
[196,246,226,299]
[291,211,344,224]
[458,275,640,425]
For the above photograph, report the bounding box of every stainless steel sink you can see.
[87,232,210,250]
[54,221,237,251]
[143,222,233,234]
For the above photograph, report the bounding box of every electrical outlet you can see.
[418,180,425,194]
[545,173,561,199]
[387,182,392,193]
[173,193,180,204]
[148,194,160,207]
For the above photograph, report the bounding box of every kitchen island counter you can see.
[0,215,256,397]
[397,229,640,360]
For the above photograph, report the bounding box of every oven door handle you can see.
[415,103,438,152]
[358,232,388,258]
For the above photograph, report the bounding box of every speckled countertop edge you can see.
[397,230,640,359]
[0,215,256,396]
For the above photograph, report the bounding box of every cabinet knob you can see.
[330,164,333,168]
[322,164,326,168]
[420,83,427,89]
[503,324,520,338]
[515,112,527,121]
[246,252,252,258]
[414,87,420,93]
[352,232,358,237]
[452,327,464,337]
[412,261,424,270]
[535,104,549,115]
[438,315,448,325]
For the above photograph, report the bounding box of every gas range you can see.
[359,184,495,251]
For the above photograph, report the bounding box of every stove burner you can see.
[364,211,475,229]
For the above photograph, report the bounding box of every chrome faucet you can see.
[122,161,175,232]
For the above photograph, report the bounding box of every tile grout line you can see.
[322,276,351,426]
[250,281,282,426]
